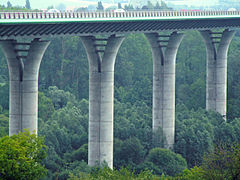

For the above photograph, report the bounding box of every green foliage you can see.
[46,86,76,109]
[39,95,88,179]
[40,37,89,99]
[69,167,163,180]
[0,83,9,110]
[114,137,145,168]
[177,143,240,180]
[174,106,216,167]
[1,30,240,178]
[115,34,152,106]
[227,35,240,121]
[201,144,240,179]
[64,144,88,162]
[0,113,9,137]
[0,131,47,180]
[176,31,206,110]
[177,166,205,180]
[146,148,187,176]
[36,32,240,177]
[38,92,55,122]
[214,118,240,145]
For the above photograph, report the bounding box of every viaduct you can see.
[0,10,240,168]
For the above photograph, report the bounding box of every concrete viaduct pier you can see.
[80,35,125,168]
[0,39,50,135]
[200,29,235,119]
[145,32,184,149]
[1,10,240,168]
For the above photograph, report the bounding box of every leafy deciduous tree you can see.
[0,131,47,180]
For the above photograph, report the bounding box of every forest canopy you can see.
[0,27,240,179]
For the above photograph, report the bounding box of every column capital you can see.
[80,35,125,73]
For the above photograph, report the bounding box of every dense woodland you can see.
[1,5,240,177]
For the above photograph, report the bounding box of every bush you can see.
[146,148,187,176]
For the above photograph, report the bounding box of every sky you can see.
[0,0,236,10]
[1,0,104,9]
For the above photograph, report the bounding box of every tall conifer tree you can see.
[25,0,31,9]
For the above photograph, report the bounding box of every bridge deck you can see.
[0,11,240,38]
[1,11,240,23]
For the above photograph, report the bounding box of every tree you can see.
[146,148,187,176]
[178,144,240,180]
[25,0,31,9]
[174,107,215,167]
[97,1,104,11]
[7,1,12,8]
[160,0,168,9]
[0,83,9,110]
[142,5,148,10]
[124,4,134,10]
[155,2,161,9]
[118,3,122,9]
[70,167,157,180]
[177,166,205,180]
[0,113,8,138]
[38,92,55,122]
[201,144,240,179]
[46,86,76,109]
[0,131,47,179]
[147,1,154,9]
[114,137,145,168]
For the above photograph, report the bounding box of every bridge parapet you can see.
[0,10,240,20]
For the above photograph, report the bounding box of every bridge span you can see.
[1,10,240,38]
[0,10,238,168]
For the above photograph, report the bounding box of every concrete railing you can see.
[0,10,240,20]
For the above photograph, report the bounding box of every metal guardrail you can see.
[0,11,240,20]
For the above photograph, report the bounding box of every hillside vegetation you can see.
[1,31,240,179]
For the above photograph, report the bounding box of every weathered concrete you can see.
[200,29,235,119]
[145,32,184,149]
[80,35,124,168]
[0,39,50,135]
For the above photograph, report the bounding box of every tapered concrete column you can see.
[0,39,50,135]
[80,35,124,168]
[200,29,235,119]
[145,32,184,149]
